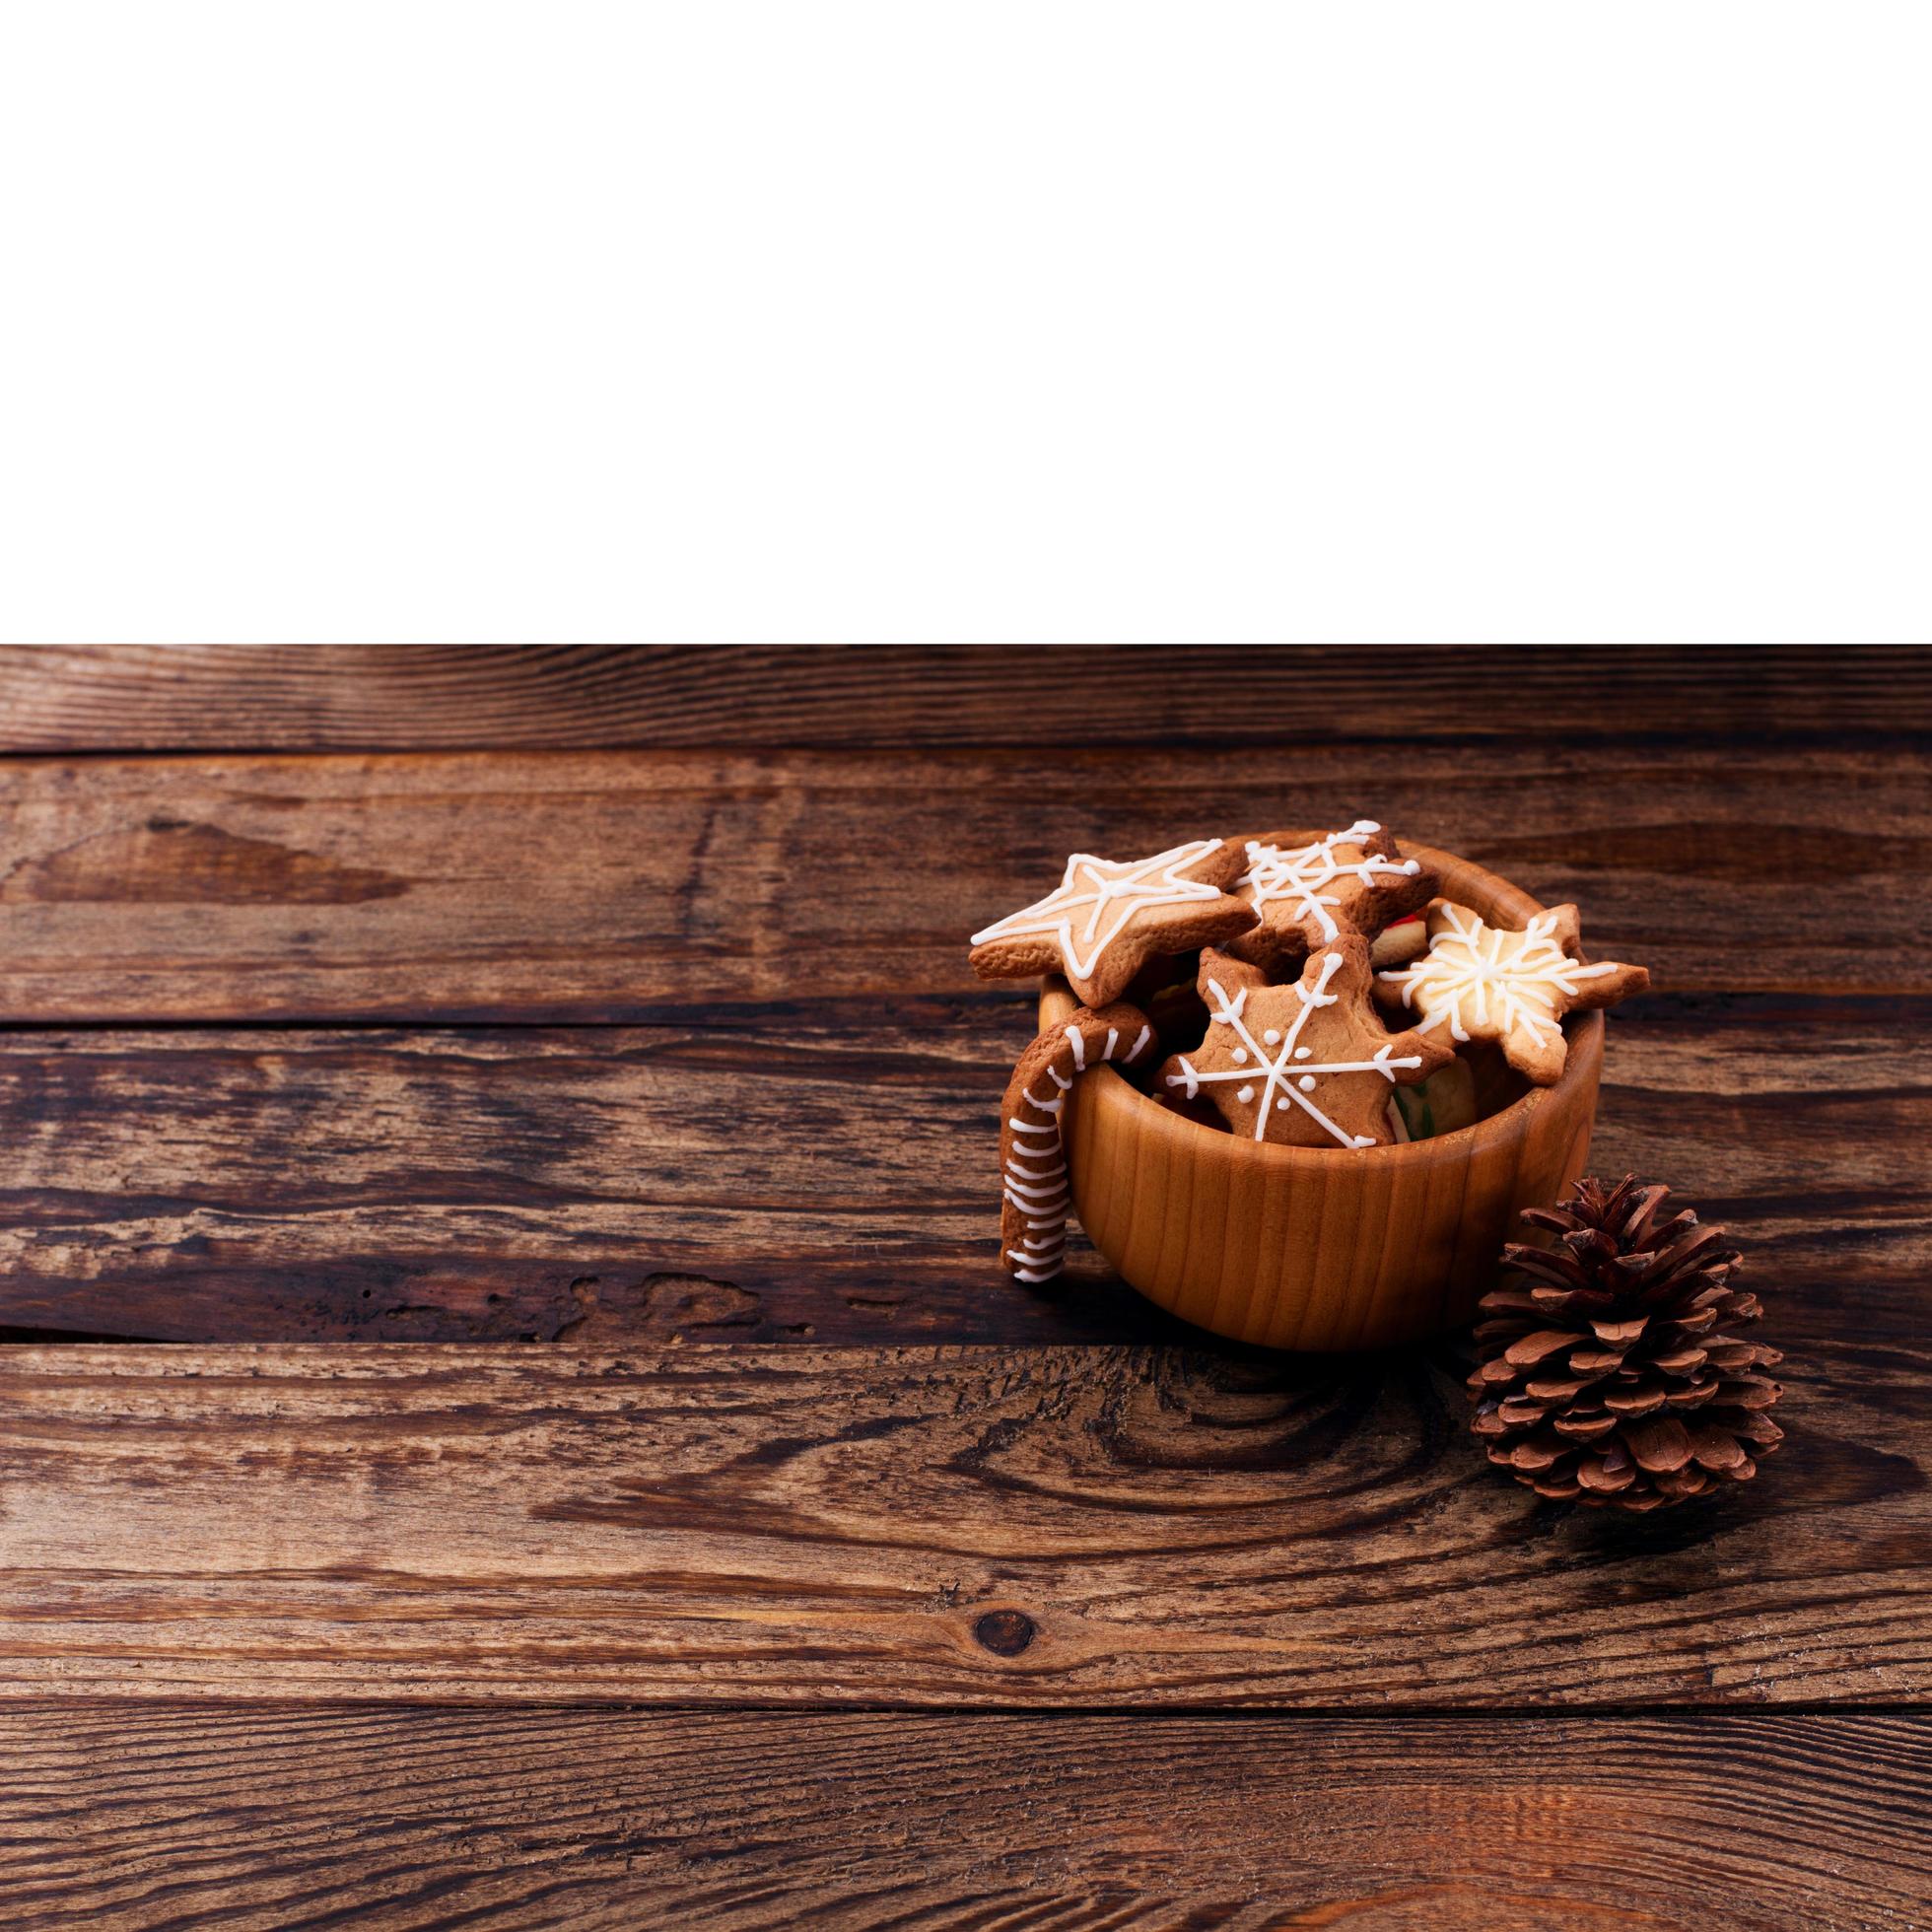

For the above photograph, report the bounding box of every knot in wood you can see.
[973,1609,1036,1657]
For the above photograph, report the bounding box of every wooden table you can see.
[0,645,1927,1929]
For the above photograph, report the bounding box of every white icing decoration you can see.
[1165,954,1423,1149]
[971,839,1230,987]
[1236,1084,1255,1103]
[1238,820,1421,944]
[1378,904,1619,1049]
[1001,1175,1066,1200]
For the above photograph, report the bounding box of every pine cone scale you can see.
[1690,1424,1750,1472]
[1568,1346,1626,1371]
[1595,1314,1649,1341]
[1517,1207,1584,1236]
[1622,1415,1695,1472]
[1525,1374,1593,1401]
[1553,1413,1619,1439]
[1503,1329,1592,1366]
[1577,1456,1633,1493]
[1663,1379,1719,1407]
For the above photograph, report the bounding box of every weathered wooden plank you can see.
[0,1343,1924,1704]
[2,644,1924,751]
[0,743,1925,1021]
[1,1704,1926,1930]
[0,998,1920,1346]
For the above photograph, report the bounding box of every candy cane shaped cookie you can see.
[999,1000,1156,1283]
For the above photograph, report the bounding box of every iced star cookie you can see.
[970,837,1255,1007]
[1227,820,1437,971]
[1157,939,1454,1149]
[999,1000,1157,1281]
[1375,901,1650,1086]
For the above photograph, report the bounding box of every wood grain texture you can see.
[2,643,1923,750]
[0,742,1926,1022]
[0,1343,1924,1705]
[0,997,1919,1346]
[2,1703,1927,1931]
[1,657,1923,1920]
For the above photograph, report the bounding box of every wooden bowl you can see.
[1037,839,1603,1351]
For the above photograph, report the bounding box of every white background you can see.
[1,1,1925,643]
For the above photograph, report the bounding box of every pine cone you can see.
[1470,1175,1783,1511]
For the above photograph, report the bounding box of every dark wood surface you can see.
[0,998,1920,1345]
[0,645,1926,1926]
[3,1705,1926,1931]
[4,643,1922,749]
[2,1345,1925,1706]
[0,740,1922,1023]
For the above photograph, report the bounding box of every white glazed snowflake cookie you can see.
[1156,939,1454,1149]
[1375,901,1649,1086]
[970,837,1255,1006]
[1227,820,1437,970]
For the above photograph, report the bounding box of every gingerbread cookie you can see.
[1225,820,1436,971]
[1375,901,1649,1085]
[1157,939,1453,1148]
[971,838,1255,1006]
[999,1000,1157,1281]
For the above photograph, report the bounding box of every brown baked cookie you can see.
[1375,900,1650,1085]
[971,837,1255,1006]
[1226,821,1437,971]
[999,1000,1157,1281]
[1157,940,1453,1148]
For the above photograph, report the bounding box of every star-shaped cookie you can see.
[1375,901,1650,1085]
[970,837,1256,1006]
[1226,820,1438,971]
[1157,938,1455,1148]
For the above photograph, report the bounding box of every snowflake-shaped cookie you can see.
[1375,901,1650,1085]
[970,837,1256,1006]
[1227,820,1437,969]
[1157,939,1453,1148]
